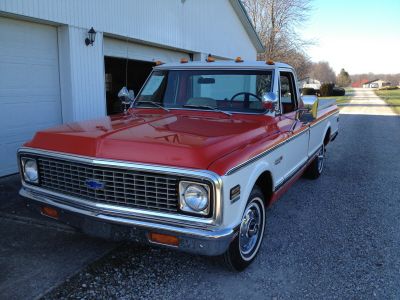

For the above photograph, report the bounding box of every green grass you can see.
[319,95,352,104]
[375,89,400,114]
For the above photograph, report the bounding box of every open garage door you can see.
[104,37,190,115]
[0,17,62,177]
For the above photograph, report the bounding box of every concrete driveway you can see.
[41,92,400,298]
[0,175,116,300]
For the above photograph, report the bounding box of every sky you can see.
[299,0,400,75]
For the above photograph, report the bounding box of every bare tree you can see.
[310,61,336,83]
[243,0,313,77]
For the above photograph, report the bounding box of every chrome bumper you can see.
[20,187,236,256]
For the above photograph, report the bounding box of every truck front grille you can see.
[36,157,179,213]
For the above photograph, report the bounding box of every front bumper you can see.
[20,187,236,256]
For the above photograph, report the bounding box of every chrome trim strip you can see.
[18,147,224,226]
[20,187,233,238]
[225,109,339,176]
[273,147,320,191]
[225,128,309,175]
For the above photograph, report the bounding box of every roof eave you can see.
[229,0,265,53]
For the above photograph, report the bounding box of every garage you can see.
[103,37,190,115]
[0,17,62,176]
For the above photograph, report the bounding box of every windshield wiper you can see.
[182,104,232,116]
[135,100,170,112]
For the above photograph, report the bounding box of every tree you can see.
[336,68,351,87]
[309,61,336,83]
[242,0,313,78]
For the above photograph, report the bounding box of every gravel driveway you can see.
[42,94,400,299]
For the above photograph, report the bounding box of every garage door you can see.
[0,17,62,176]
[104,37,190,62]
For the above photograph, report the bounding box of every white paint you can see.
[0,16,62,176]
[104,37,190,63]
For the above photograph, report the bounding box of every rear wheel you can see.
[223,186,266,271]
[304,144,325,179]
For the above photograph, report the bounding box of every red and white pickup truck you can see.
[18,60,339,271]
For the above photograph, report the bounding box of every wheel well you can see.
[324,127,331,146]
[255,171,273,206]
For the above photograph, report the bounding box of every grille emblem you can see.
[85,179,105,190]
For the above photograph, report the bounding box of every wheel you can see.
[304,144,325,179]
[223,186,266,271]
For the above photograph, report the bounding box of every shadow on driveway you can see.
[0,175,116,300]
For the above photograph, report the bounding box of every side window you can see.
[279,72,297,114]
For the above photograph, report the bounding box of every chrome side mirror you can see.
[263,92,280,115]
[299,95,319,122]
[118,87,135,112]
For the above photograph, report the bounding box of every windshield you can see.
[135,69,273,113]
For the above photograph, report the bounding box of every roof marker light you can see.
[266,60,275,65]
[155,60,165,66]
[235,57,244,63]
[206,54,215,62]
[180,58,189,63]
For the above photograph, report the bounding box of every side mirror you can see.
[118,87,135,111]
[263,92,280,115]
[299,95,319,122]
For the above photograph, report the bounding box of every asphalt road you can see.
[42,91,400,299]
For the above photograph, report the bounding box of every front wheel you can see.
[223,186,266,271]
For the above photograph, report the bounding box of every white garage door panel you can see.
[104,37,190,62]
[0,17,62,176]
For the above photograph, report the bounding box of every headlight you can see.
[179,181,210,215]
[22,158,39,183]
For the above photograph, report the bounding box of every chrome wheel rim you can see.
[239,198,264,260]
[317,145,325,173]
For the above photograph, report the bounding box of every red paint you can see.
[25,107,337,176]
[26,109,281,175]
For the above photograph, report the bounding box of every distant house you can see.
[300,77,321,90]
[362,79,391,88]
[351,79,369,88]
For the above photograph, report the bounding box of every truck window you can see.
[279,72,297,114]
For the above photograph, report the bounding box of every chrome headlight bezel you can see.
[179,181,211,216]
[21,157,39,184]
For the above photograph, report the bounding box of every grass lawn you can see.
[375,89,400,114]
[319,95,352,105]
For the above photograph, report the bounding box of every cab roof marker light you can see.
[206,54,215,62]
[266,60,275,65]
[155,60,165,66]
[235,57,244,63]
[180,58,189,63]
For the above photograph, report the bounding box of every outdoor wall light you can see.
[85,27,96,46]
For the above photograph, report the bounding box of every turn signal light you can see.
[180,58,189,63]
[149,232,179,246]
[41,206,59,219]
[266,60,275,65]
[235,56,243,63]
[155,60,164,66]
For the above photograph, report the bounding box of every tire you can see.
[223,186,266,271]
[304,144,325,179]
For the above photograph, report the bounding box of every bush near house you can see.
[378,86,399,91]
[319,83,345,97]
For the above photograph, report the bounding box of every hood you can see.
[26,109,279,174]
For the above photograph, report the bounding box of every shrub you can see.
[319,83,334,97]
[332,87,345,96]
[302,88,317,95]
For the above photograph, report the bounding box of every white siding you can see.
[0,0,257,60]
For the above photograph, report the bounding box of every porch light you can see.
[85,27,96,46]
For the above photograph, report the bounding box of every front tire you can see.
[304,144,325,179]
[223,186,266,271]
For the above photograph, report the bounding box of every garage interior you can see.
[104,56,155,115]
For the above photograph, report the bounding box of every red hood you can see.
[26,109,280,175]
